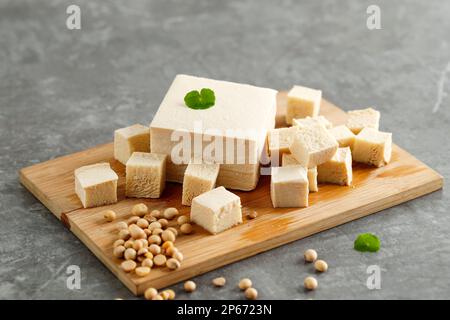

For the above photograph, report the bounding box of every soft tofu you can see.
[114,124,150,165]
[270,166,309,208]
[346,108,380,134]
[352,128,392,167]
[286,85,322,125]
[190,186,242,234]
[182,159,220,206]
[293,115,333,129]
[267,127,298,165]
[125,152,167,198]
[328,125,356,149]
[317,147,353,186]
[75,163,118,208]
[150,74,277,191]
[289,123,338,168]
[281,154,318,192]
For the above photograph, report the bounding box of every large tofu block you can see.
[318,147,353,186]
[293,115,333,129]
[270,166,309,208]
[328,125,356,149]
[353,128,392,167]
[289,123,338,168]
[125,152,167,198]
[286,85,322,125]
[114,124,150,165]
[182,160,220,206]
[190,186,242,234]
[346,108,380,134]
[75,163,118,208]
[281,154,318,192]
[267,127,298,165]
[150,74,278,191]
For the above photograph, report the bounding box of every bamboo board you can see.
[19,92,444,295]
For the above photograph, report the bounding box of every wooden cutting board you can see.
[19,92,444,295]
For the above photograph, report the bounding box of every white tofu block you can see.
[190,186,242,234]
[281,154,318,192]
[353,128,392,167]
[114,124,150,165]
[317,147,353,186]
[328,125,356,149]
[286,85,322,125]
[75,163,118,208]
[182,159,220,206]
[270,166,309,208]
[289,123,338,168]
[293,115,333,129]
[125,152,167,198]
[346,108,380,134]
[267,127,298,164]
[150,74,278,191]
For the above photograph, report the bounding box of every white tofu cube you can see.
[270,166,309,208]
[293,115,333,129]
[353,128,392,167]
[346,108,380,134]
[75,163,118,208]
[317,147,353,186]
[114,124,150,165]
[190,186,242,234]
[286,85,322,125]
[182,159,220,206]
[267,127,298,164]
[125,152,167,198]
[281,154,318,192]
[289,123,338,168]
[328,125,356,149]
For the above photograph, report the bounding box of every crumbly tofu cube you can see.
[114,124,150,165]
[150,74,277,191]
[125,152,167,198]
[346,108,380,134]
[190,186,242,234]
[317,147,353,186]
[267,127,298,164]
[293,116,333,129]
[75,163,118,208]
[281,154,318,192]
[270,166,309,208]
[352,128,392,167]
[289,123,338,168]
[286,85,322,125]
[328,125,356,149]
[182,160,220,206]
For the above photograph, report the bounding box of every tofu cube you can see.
[352,128,392,167]
[182,159,220,206]
[267,127,298,165]
[346,108,380,134]
[281,154,318,192]
[75,163,118,208]
[289,123,338,168]
[270,166,309,208]
[114,124,150,165]
[150,74,277,191]
[125,152,167,198]
[317,147,353,186]
[286,85,322,125]
[293,115,333,129]
[328,125,356,149]
[190,186,242,234]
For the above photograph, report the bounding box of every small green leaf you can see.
[184,88,215,110]
[354,233,380,252]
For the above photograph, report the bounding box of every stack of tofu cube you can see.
[268,85,392,208]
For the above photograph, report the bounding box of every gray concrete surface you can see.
[0,0,449,300]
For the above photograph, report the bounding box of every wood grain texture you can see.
[19,92,444,295]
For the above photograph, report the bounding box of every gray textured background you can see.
[0,0,449,300]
